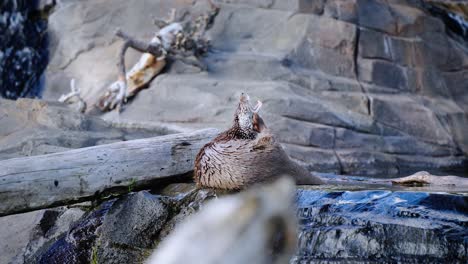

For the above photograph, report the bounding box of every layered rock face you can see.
[0,0,49,99]
[0,98,173,160]
[43,0,468,177]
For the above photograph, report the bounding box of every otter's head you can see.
[232,93,265,138]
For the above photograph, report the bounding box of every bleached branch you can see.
[58,79,87,113]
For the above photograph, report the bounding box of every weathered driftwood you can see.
[0,128,219,217]
[96,28,169,112]
[58,79,87,113]
[96,3,219,112]
[391,171,468,187]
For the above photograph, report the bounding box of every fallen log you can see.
[391,171,468,187]
[96,2,219,112]
[0,128,219,217]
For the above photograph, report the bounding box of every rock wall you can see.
[42,0,468,177]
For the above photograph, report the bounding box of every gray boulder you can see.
[30,186,217,264]
[0,98,175,160]
[0,206,86,264]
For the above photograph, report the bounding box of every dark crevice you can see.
[39,209,62,235]
[366,96,372,117]
[353,25,373,116]
[353,26,361,79]
[424,4,468,42]
[332,128,344,175]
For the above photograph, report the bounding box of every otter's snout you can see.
[239,93,262,113]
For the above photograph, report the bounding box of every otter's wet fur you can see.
[194,93,323,190]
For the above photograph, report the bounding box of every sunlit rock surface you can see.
[0,98,174,160]
[42,0,468,176]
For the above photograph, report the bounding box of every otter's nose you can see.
[240,92,250,102]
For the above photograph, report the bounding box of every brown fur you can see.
[194,94,323,190]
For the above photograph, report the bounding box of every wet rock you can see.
[95,192,169,264]
[0,206,85,264]
[0,0,49,99]
[31,185,217,264]
[34,200,115,264]
[23,183,468,263]
[22,207,85,264]
[293,189,468,262]
[425,1,468,40]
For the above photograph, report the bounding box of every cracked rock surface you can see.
[43,0,468,177]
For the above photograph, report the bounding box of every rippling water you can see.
[293,182,468,262]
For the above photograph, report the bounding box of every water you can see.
[293,187,467,262]
[0,0,49,99]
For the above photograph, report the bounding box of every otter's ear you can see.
[253,113,267,133]
[253,100,262,113]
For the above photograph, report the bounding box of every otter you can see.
[194,93,323,190]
